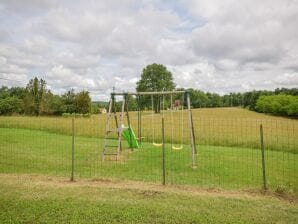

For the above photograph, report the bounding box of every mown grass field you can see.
[0,127,297,192]
[0,108,297,153]
[0,174,297,224]
[0,107,297,223]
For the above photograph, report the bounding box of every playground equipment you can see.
[151,93,184,150]
[102,91,197,167]
[151,94,164,147]
[170,94,184,150]
[122,125,139,148]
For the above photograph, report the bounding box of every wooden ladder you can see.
[102,94,126,161]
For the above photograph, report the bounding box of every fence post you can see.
[162,117,166,185]
[70,117,75,181]
[186,91,197,168]
[260,124,267,190]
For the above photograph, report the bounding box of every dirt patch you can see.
[0,173,297,203]
[91,178,115,183]
[132,189,165,199]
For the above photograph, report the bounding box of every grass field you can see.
[0,174,297,224]
[0,127,297,192]
[0,108,297,153]
[1,107,297,223]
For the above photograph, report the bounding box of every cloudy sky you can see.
[0,0,297,100]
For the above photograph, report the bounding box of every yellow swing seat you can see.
[172,145,183,150]
[153,142,163,147]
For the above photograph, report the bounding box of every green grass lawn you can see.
[0,108,297,153]
[1,127,297,193]
[0,108,297,223]
[0,174,297,224]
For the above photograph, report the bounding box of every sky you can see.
[0,0,297,100]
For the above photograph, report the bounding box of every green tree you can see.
[61,89,76,113]
[243,90,273,110]
[0,96,23,115]
[136,63,176,112]
[9,87,26,99]
[187,89,208,108]
[39,90,54,115]
[75,91,91,114]
[91,102,100,114]
[0,86,9,99]
[206,93,222,107]
[275,88,298,96]
[127,95,138,111]
[49,95,64,115]
[256,94,298,116]
[24,77,47,116]
[286,98,298,116]
[23,94,35,115]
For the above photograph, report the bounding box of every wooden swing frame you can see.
[110,91,197,167]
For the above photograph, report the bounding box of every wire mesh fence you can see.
[0,112,297,193]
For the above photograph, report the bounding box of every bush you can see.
[286,99,298,116]
[256,94,298,116]
[62,113,71,118]
[0,96,23,115]
[61,113,91,118]
[74,113,83,118]
[83,113,91,118]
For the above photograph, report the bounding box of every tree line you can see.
[134,64,298,116]
[188,88,297,112]
[0,77,96,116]
[1,64,297,117]
[119,87,298,117]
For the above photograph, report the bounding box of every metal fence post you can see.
[162,117,166,185]
[71,117,75,181]
[260,124,267,190]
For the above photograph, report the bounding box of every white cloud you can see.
[274,73,298,85]
[23,35,49,54]
[47,65,98,90]
[188,0,297,66]
[0,0,297,100]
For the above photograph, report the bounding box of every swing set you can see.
[102,90,197,167]
[151,94,184,150]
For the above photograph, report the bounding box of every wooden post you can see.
[138,95,142,146]
[260,124,267,190]
[117,95,126,155]
[124,94,133,151]
[190,110,197,154]
[187,92,197,168]
[138,110,142,146]
[102,98,113,161]
[137,95,141,143]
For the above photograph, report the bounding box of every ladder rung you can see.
[103,153,118,155]
[105,145,118,148]
[102,101,124,161]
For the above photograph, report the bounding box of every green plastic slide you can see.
[122,126,139,148]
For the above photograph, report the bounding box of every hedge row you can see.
[256,94,298,116]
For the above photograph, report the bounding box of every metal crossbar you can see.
[112,91,186,96]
